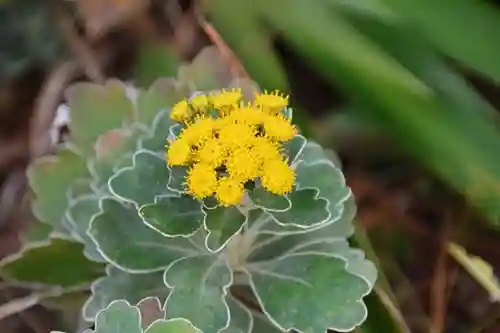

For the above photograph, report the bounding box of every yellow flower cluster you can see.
[167,89,297,206]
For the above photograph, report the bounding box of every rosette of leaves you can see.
[0,46,376,332]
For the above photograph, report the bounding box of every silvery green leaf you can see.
[203,206,247,253]
[167,166,188,194]
[139,196,203,237]
[139,110,172,153]
[83,265,168,321]
[164,256,232,333]
[86,300,142,333]
[258,193,354,236]
[283,135,306,165]
[250,311,283,333]
[90,126,145,189]
[109,150,176,207]
[220,296,253,333]
[145,318,202,333]
[65,80,135,154]
[266,189,330,229]
[203,196,219,210]
[294,141,329,165]
[67,178,95,201]
[28,147,89,228]
[252,195,356,259]
[248,187,291,212]
[247,252,371,332]
[66,194,106,262]
[294,160,351,224]
[288,239,377,289]
[88,199,203,272]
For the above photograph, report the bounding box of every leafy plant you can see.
[1,46,376,333]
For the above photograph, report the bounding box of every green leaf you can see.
[28,148,89,228]
[0,237,104,287]
[164,256,232,333]
[220,296,253,333]
[295,160,351,222]
[266,189,330,229]
[109,150,175,207]
[248,187,291,212]
[288,239,378,288]
[249,195,356,262]
[83,265,168,321]
[87,300,142,333]
[167,166,189,194]
[145,319,202,333]
[66,80,135,154]
[136,78,182,128]
[88,199,203,272]
[139,196,204,237]
[90,126,145,189]
[66,194,106,262]
[203,206,247,253]
[259,192,355,236]
[247,252,371,332]
[139,110,173,153]
[249,311,283,333]
[283,135,306,165]
[177,46,233,91]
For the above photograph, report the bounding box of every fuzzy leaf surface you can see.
[109,150,175,206]
[139,196,203,237]
[164,255,231,333]
[83,265,168,321]
[248,252,371,332]
[88,199,203,272]
[84,300,142,333]
[203,206,247,252]
[28,148,89,228]
[66,80,135,153]
[66,194,105,262]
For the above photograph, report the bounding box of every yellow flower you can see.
[260,158,295,195]
[254,90,289,114]
[251,137,283,164]
[186,163,218,199]
[211,88,243,115]
[228,105,266,126]
[262,113,297,142]
[190,94,211,113]
[226,147,260,183]
[167,88,298,206]
[218,122,257,150]
[195,137,226,167]
[171,99,191,122]
[180,116,217,145]
[167,138,191,166]
[216,177,245,206]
